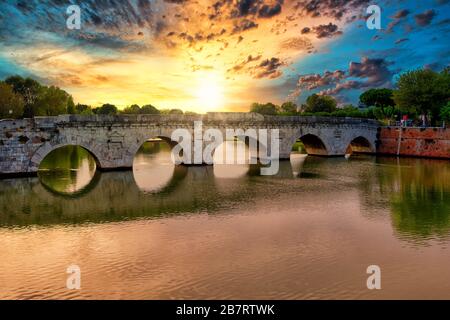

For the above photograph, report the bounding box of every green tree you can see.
[123,104,141,114]
[440,102,450,122]
[280,101,298,114]
[168,109,184,115]
[250,102,279,115]
[332,105,364,118]
[75,104,93,115]
[394,69,450,122]
[140,104,160,114]
[67,96,76,114]
[360,88,395,108]
[0,81,25,119]
[94,104,118,115]
[304,94,337,113]
[5,75,42,117]
[372,105,397,121]
[34,86,70,116]
[359,88,396,120]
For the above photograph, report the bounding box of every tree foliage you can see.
[94,104,118,115]
[440,102,450,122]
[122,104,141,114]
[360,88,395,108]
[280,101,298,114]
[250,102,279,115]
[2,75,76,117]
[394,69,450,120]
[304,94,337,113]
[0,81,24,119]
[34,86,71,116]
[75,104,93,115]
[140,104,160,114]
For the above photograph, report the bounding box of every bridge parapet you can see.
[2,113,380,127]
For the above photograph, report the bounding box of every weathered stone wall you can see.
[378,127,450,159]
[0,113,379,175]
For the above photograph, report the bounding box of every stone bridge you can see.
[0,113,380,176]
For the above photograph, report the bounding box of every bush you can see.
[440,102,450,122]
[94,104,118,115]
[122,104,141,114]
[75,104,93,115]
[140,104,160,114]
[250,102,279,115]
[313,112,332,117]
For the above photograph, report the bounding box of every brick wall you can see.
[378,127,450,159]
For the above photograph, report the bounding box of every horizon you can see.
[1,1,449,112]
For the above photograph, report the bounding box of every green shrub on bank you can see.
[440,102,450,122]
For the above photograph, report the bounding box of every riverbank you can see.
[377,127,450,159]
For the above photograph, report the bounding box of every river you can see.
[0,142,449,299]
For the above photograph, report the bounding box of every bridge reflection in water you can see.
[0,141,448,246]
[1,141,450,299]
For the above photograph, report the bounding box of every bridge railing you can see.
[1,113,381,127]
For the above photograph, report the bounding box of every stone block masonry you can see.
[0,113,379,176]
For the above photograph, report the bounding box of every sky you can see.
[0,0,449,113]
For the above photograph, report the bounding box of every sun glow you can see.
[195,74,225,113]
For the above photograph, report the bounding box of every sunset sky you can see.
[0,0,449,112]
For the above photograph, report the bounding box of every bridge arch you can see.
[125,131,181,167]
[291,134,329,156]
[29,143,103,173]
[131,136,179,193]
[346,135,375,154]
[210,130,271,165]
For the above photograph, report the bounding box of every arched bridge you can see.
[0,113,380,175]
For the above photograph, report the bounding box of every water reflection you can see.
[133,141,176,193]
[290,153,308,177]
[213,140,250,179]
[2,149,450,299]
[38,145,97,196]
[375,157,450,241]
[2,147,450,246]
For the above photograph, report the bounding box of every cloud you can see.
[258,1,283,18]
[297,70,346,90]
[280,37,314,52]
[392,9,410,19]
[253,57,284,79]
[295,0,370,20]
[386,9,410,33]
[230,0,284,19]
[395,38,409,44]
[228,54,262,72]
[321,80,365,95]
[231,19,259,34]
[301,27,311,34]
[348,57,394,86]
[313,23,342,39]
[415,10,436,26]
[292,57,394,98]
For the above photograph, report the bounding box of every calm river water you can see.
[0,142,449,299]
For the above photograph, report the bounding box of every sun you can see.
[195,74,225,113]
